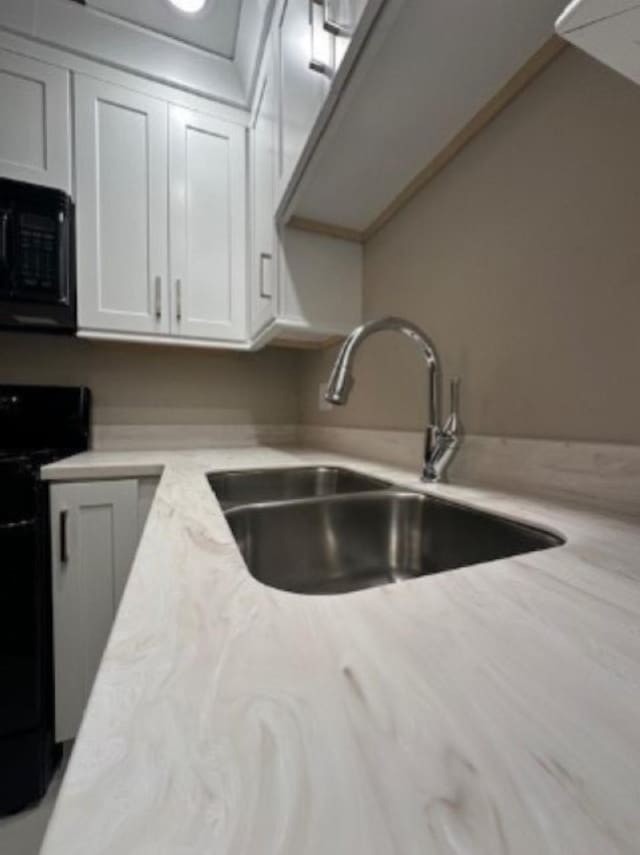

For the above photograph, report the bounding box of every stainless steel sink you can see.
[207,466,392,510]
[225,491,564,595]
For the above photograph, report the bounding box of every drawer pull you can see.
[59,510,68,564]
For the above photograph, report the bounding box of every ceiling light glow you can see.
[168,0,208,13]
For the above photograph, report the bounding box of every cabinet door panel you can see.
[75,76,169,335]
[0,48,70,190]
[169,106,246,341]
[50,480,139,742]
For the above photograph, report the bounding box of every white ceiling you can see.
[85,0,245,59]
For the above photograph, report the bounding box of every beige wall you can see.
[5,48,640,446]
[0,332,300,427]
[301,48,640,445]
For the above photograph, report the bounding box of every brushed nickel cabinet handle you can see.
[323,0,354,36]
[259,252,272,299]
[154,276,162,319]
[309,0,334,77]
[175,278,182,322]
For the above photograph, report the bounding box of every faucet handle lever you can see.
[443,376,460,435]
[450,376,460,416]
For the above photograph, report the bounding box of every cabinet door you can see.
[277,0,330,195]
[250,51,278,336]
[50,480,139,742]
[0,48,70,191]
[169,106,247,342]
[75,75,169,336]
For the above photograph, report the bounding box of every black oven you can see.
[0,385,91,815]
[0,178,76,333]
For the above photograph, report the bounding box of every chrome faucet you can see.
[325,316,461,482]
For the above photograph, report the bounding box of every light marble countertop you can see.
[39,447,640,855]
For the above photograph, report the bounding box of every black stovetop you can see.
[0,448,79,467]
[0,385,91,460]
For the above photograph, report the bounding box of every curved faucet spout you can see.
[325,316,440,424]
[324,316,461,483]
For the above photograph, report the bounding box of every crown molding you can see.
[0,0,275,107]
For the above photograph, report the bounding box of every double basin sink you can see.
[208,466,564,596]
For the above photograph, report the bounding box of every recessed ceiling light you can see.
[167,0,208,13]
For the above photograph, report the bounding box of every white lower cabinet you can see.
[50,478,156,742]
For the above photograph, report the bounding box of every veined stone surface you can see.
[40,447,640,855]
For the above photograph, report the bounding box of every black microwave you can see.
[0,178,76,333]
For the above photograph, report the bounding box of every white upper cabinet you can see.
[556,0,639,31]
[246,14,363,345]
[0,13,366,349]
[0,47,70,191]
[324,0,368,71]
[75,75,169,336]
[75,73,247,344]
[169,106,247,342]
[280,0,567,235]
[249,40,278,336]
[557,0,640,86]
[276,0,331,197]
[277,225,362,336]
